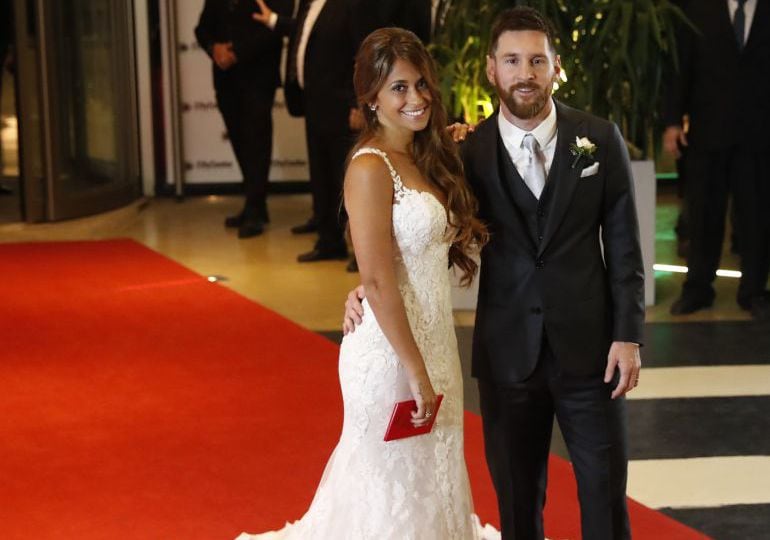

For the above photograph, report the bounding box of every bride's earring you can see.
[369,104,377,112]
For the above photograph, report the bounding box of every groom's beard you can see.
[496,80,552,120]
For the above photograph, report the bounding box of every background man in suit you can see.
[195,0,293,239]
[254,0,377,263]
[664,0,770,320]
[345,6,644,539]
[375,0,448,44]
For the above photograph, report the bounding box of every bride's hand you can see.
[409,373,437,427]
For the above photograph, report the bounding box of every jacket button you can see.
[535,259,544,269]
[530,307,542,314]
[537,209,545,218]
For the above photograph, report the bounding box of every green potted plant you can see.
[432,0,690,159]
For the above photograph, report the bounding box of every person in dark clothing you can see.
[664,0,770,320]
[195,0,293,238]
[375,0,450,44]
[253,0,378,262]
[0,0,14,195]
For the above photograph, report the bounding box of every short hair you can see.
[488,6,557,56]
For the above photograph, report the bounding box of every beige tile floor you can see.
[0,191,754,329]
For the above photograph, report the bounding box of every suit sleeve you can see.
[662,1,695,127]
[273,0,299,37]
[230,0,294,64]
[601,124,645,345]
[194,0,218,58]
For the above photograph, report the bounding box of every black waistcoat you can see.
[497,135,556,250]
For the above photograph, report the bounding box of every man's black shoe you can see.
[225,213,244,228]
[258,201,270,224]
[297,247,347,262]
[670,295,714,315]
[238,219,264,238]
[291,219,318,235]
[740,292,770,321]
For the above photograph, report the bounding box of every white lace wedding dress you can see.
[237,148,498,540]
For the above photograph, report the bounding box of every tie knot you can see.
[522,134,540,158]
[522,133,539,151]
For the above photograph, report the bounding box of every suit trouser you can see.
[682,147,770,304]
[304,119,354,251]
[216,81,275,219]
[478,339,630,540]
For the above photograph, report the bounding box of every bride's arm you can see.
[344,156,437,425]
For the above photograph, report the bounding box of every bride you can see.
[237,27,494,539]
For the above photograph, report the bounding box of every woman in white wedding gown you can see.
[237,28,496,540]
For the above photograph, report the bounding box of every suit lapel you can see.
[537,102,584,257]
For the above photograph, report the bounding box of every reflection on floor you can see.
[1,189,768,539]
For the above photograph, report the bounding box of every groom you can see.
[345,7,644,539]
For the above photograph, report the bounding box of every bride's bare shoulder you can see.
[345,150,393,192]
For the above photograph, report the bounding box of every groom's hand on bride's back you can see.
[342,285,366,335]
[446,122,475,143]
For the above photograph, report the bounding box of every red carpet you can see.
[0,239,708,539]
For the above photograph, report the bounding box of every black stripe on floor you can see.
[642,321,770,367]
[660,503,770,540]
[627,396,770,460]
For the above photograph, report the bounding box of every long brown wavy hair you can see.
[352,27,488,286]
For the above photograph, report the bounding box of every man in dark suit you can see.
[254,0,377,262]
[195,0,293,238]
[664,0,770,320]
[465,8,644,539]
[344,6,644,539]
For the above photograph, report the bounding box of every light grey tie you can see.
[522,134,546,199]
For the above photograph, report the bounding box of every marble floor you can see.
[1,190,768,539]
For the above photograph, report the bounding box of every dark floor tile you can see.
[643,322,770,367]
[660,504,770,540]
[628,396,770,459]
[318,330,342,345]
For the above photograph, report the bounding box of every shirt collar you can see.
[497,98,558,150]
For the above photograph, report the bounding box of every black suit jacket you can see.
[663,0,770,150]
[275,0,377,128]
[195,0,293,93]
[375,0,432,43]
[464,102,645,384]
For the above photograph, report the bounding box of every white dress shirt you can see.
[296,0,328,89]
[728,0,757,44]
[497,99,558,180]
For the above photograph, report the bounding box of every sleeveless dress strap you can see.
[351,147,407,201]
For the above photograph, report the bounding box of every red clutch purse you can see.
[383,394,444,442]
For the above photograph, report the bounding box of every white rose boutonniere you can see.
[570,136,598,169]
